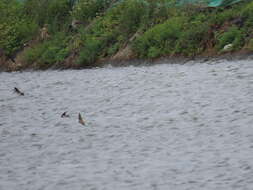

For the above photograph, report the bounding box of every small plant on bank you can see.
[216,26,245,52]
[76,36,104,66]
[175,13,210,56]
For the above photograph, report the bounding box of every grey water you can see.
[1,60,253,190]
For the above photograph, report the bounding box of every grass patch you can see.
[23,32,70,68]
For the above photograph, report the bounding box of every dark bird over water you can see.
[78,113,85,126]
[14,87,24,96]
[61,112,70,118]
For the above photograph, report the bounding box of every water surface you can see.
[1,60,253,190]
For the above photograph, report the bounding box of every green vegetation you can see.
[72,0,112,23]
[249,38,253,50]
[23,32,70,68]
[216,26,245,51]
[0,0,253,70]
[0,0,38,56]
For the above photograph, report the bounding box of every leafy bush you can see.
[47,0,72,31]
[23,32,70,67]
[0,0,38,56]
[76,35,104,66]
[24,0,72,31]
[72,0,112,23]
[107,43,120,56]
[75,0,152,64]
[175,14,210,56]
[216,26,245,51]
[147,46,162,58]
[23,43,45,65]
[240,1,253,29]
[132,17,186,58]
[116,0,149,34]
[209,8,239,26]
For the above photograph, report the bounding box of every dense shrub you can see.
[72,0,112,23]
[75,0,153,65]
[24,0,72,30]
[23,32,70,67]
[209,8,239,26]
[216,26,245,51]
[116,0,149,34]
[132,17,186,58]
[132,1,252,58]
[47,0,72,31]
[0,0,38,56]
[240,1,253,30]
[175,14,210,56]
[76,35,105,66]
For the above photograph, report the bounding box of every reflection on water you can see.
[1,60,253,190]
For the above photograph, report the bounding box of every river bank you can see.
[1,50,253,72]
[0,0,253,72]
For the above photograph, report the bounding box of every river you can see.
[1,60,253,190]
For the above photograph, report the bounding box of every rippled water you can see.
[1,60,253,190]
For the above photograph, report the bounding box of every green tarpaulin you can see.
[207,0,243,7]
[20,0,244,8]
[177,0,244,7]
